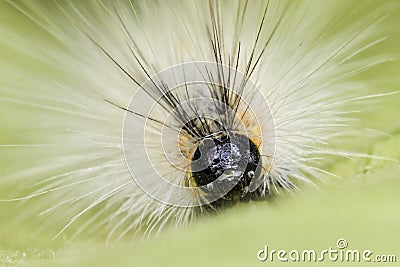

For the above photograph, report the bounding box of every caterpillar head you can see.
[191,130,262,207]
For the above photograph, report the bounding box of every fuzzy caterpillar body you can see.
[0,0,398,241]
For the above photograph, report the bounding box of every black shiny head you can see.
[191,131,261,207]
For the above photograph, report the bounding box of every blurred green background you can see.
[0,1,399,266]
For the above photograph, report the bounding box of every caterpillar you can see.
[0,0,397,241]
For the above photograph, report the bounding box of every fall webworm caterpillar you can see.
[0,0,398,241]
